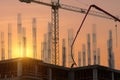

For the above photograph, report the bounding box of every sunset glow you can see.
[12,45,33,58]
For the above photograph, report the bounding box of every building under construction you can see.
[0,57,120,80]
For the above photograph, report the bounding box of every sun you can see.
[12,45,33,58]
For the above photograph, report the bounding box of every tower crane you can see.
[19,0,120,65]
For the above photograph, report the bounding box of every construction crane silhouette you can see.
[19,0,120,66]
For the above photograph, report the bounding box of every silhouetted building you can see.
[0,58,120,80]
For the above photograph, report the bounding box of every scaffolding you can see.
[92,25,97,65]
[62,38,66,67]
[1,32,5,60]
[22,27,26,57]
[97,48,100,65]
[17,13,22,57]
[68,28,74,67]
[32,18,37,59]
[108,30,115,69]
[87,33,91,65]
[78,51,81,67]
[48,22,53,64]
[82,44,86,66]
[8,23,12,59]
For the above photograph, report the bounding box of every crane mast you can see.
[19,0,120,66]
[51,0,59,65]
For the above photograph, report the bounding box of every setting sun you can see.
[12,44,33,58]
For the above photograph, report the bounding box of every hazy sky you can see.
[0,0,120,69]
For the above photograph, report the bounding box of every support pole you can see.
[112,72,114,80]
[93,68,98,80]
[48,68,52,80]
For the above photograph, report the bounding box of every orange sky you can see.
[0,0,120,69]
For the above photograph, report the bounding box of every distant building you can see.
[0,58,120,80]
